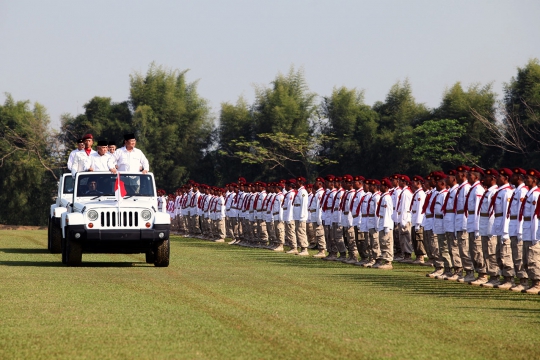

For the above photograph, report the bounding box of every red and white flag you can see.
[115,172,127,202]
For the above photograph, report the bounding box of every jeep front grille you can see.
[100,211,139,227]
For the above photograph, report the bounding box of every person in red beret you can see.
[351,175,368,264]
[361,179,382,267]
[330,176,348,262]
[517,169,540,293]
[481,168,514,289]
[321,176,339,261]
[341,174,359,263]
[469,169,499,285]
[423,172,440,269]
[290,176,310,256]
[425,173,452,279]
[310,176,327,258]
[187,182,202,237]
[373,178,394,269]
[505,168,530,291]
[389,175,404,262]
[395,175,414,263]
[253,181,269,248]
[409,175,427,265]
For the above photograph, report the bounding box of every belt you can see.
[445,209,455,213]
[456,210,465,214]
[480,212,489,217]
[353,215,358,218]
[510,215,518,220]
[309,209,316,213]
[412,210,417,214]
[249,211,254,213]
[425,214,433,219]
[344,211,349,215]
[294,204,300,207]
[266,211,271,214]
[362,214,368,217]
[283,208,288,211]
[368,214,375,217]
[273,212,279,215]
[524,216,532,221]
[494,213,503,218]
[435,215,443,219]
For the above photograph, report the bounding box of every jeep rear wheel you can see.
[154,239,169,267]
[47,217,52,251]
[50,222,62,254]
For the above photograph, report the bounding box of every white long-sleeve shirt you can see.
[396,186,413,226]
[114,147,149,172]
[521,187,540,241]
[491,184,512,239]
[90,152,115,172]
[478,185,498,236]
[508,183,528,237]
[293,186,309,221]
[454,181,471,231]
[282,190,295,222]
[309,188,324,225]
[410,189,425,227]
[466,181,484,233]
[377,192,394,231]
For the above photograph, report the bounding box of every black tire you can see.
[50,222,62,254]
[65,231,82,266]
[47,217,52,251]
[145,250,155,264]
[154,239,170,267]
[61,235,67,264]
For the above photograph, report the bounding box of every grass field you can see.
[1,230,539,359]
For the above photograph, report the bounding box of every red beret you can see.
[371,179,381,186]
[412,175,424,183]
[485,168,499,177]
[434,173,447,181]
[325,175,335,181]
[342,174,353,182]
[296,176,306,183]
[353,175,365,182]
[447,169,457,176]
[259,182,267,187]
[306,183,313,188]
[82,133,93,140]
[287,178,297,184]
[456,165,471,172]
[513,168,527,175]
[527,169,540,179]
[315,177,325,183]
[470,167,485,176]
[381,178,392,188]
[238,177,247,184]
[499,168,513,177]
[192,183,200,187]
[335,176,343,182]
[400,175,410,182]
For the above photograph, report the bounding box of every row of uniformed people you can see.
[162,166,540,294]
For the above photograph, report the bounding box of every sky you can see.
[1,0,539,129]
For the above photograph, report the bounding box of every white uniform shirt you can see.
[282,190,295,222]
[340,190,356,227]
[396,186,413,226]
[433,189,448,235]
[90,152,114,172]
[390,187,402,223]
[443,184,459,233]
[309,188,324,225]
[332,188,345,224]
[478,185,498,236]
[271,192,284,222]
[377,192,394,231]
[293,186,309,221]
[321,188,336,226]
[67,149,83,170]
[466,182,484,233]
[422,189,437,231]
[71,149,97,176]
[508,183,528,237]
[351,189,365,228]
[358,191,371,232]
[410,188,426,227]
[521,187,540,241]
[454,181,471,231]
[114,146,149,172]
[491,184,512,238]
[368,192,381,230]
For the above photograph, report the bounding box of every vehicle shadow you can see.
[0,248,51,254]
[0,260,150,268]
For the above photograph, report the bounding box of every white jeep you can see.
[48,173,74,253]
[58,172,170,266]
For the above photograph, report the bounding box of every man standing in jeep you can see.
[112,133,150,174]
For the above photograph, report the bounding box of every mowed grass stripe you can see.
[0,230,539,359]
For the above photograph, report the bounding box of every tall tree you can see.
[130,63,214,189]
[0,94,58,225]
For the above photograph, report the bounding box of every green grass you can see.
[1,230,539,359]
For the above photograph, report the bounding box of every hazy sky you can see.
[1,0,539,129]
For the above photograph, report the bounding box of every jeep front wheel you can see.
[50,222,62,254]
[65,231,82,266]
[154,239,169,267]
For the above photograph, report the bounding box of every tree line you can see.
[1,59,540,225]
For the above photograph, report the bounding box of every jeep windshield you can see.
[76,174,155,197]
[63,175,75,194]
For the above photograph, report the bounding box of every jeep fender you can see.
[62,213,84,238]
[50,204,57,218]
[54,206,67,219]
[154,212,171,225]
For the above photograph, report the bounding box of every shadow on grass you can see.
[0,260,149,268]
[0,248,50,254]
[178,238,540,306]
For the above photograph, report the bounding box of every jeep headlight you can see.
[87,210,98,221]
[141,210,152,221]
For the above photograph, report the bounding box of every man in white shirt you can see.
[108,141,117,154]
[292,177,309,256]
[282,179,297,252]
[396,175,414,262]
[410,175,426,265]
[71,134,97,176]
[374,178,394,270]
[67,138,84,171]
[340,175,358,263]
[89,140,116,172]
[112,133,149,174]
[310,177,326,258]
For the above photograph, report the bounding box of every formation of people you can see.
[163,168,540,295]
